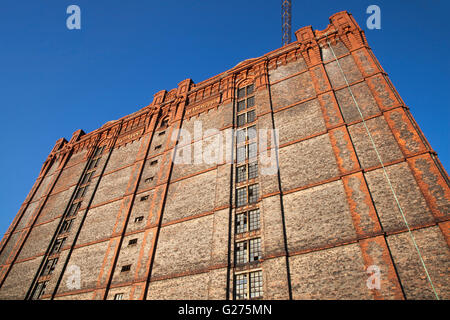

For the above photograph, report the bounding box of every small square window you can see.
[150,160,158,166]
[145,177,154,183]
[128,239,138,246]
[140,195,149,201]
[121,265,131,272]
[155,145,162,150]
[135,216,144,223]
[158,131,166,136]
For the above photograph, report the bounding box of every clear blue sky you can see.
[0,1,449,236]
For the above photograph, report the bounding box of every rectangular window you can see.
[249,238,262,262]
[247,110,256,123]
[237,88,246,99]
[235,241,248,264]
[236,166,247,183]
[248,209,260,231]
[248,184,259,203]
[246,84,254,95]
[247,96,255,108]
[236,129,246,144]
[51,238,66,255]
[128,239,138,246]
[42,258,58,276]
[158,131,165,136]
[235,213,247,234]
[234,274,248,300]
[236,187,247,207]
[248,162,258,179]
[236,146,246,163]
[67,202,81,217]
[145,177,154,183]
[155,145,162,150]
[60,219,73,234]
[135,216,144,223]
[140,195,149,201]
[150,160,158,166]
[237,114,246,127]
[247,126,257,141]
[114,293,124,300]
[121,265,131,272]
[237,100,246,112]
[74,186,87,200]
[31,281,48,300]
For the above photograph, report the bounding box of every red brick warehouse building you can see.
[0,11,448,300]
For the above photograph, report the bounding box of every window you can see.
[114,293,124,300]
[248,162,258,179]
[128,238,138,246]
[247,110,256,123]
[236,213,247,234]
[236,146,246,163]
[237,114,246,127]
[234,274,247,300]
[248,209,260,231]
[155,145,162,150]
[74,186,87,200]
[150,160,158,166]
[236,188,247,207]
[236,166,247,183]
[234,270,263,300]
[145,177,154,183]
[249,238,262,262]
[248,184,259,203]
[236,209,260,234]
[236,163,258,183]
[140,195,149,201]
[121,265,131,272]
[247,126,257,140]
[51,238,66,255]
[160,119,168,128]
[31,281,48,300]
[158,131,166,136]
[60,219,73,234]
[80,171,93,185]
[235,238,261,265]
[67,202,81,217]
[237,129,246,144]
[236,84,255,113]
[41,258,58,276]
[249,271,263,298]
[235,241,248,264]
[135,216,144,223]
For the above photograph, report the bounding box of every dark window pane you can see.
[236,213,247,234]
[247,96,255,108]
[237,114,246,127]
[237,100,246,112]
[237,88,246,99]
[249,238,261,262]
[247,110,256,123]
[248,184,259,203]
[235,241,248,264]
[248,162,258,179]
[234,274,248,300]
[246,84,254,95]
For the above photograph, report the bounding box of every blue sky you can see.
[0,0,448,236]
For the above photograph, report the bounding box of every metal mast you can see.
[282,0,292,46]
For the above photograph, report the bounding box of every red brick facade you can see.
[0,11,448,300]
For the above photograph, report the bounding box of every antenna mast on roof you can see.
[282,0,292,46]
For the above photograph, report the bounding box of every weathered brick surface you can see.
[91,166,134,206]
[279,134,339,191]
[36,186,76,225]
[335,82,381,123]
[14,200,40,231]
[0,231,22,266]
[151,215,214,278]
[284,180,357,252]
[320,41,349,62]
[271,72,316,111]
[260,195,285,258]
[147,272,210,300]
[289,243,372,299]
[104,138,142,173]
[387,226,450,299]
[365,162,435,232]
[324,55,363,88]
[0,257,42,299]
[263,257,290,299]
[162,170,216,224]
[348,116,403,169]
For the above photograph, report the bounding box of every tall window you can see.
[235,238,261,265]
[234,271,263,300]
[236,209,260,234]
